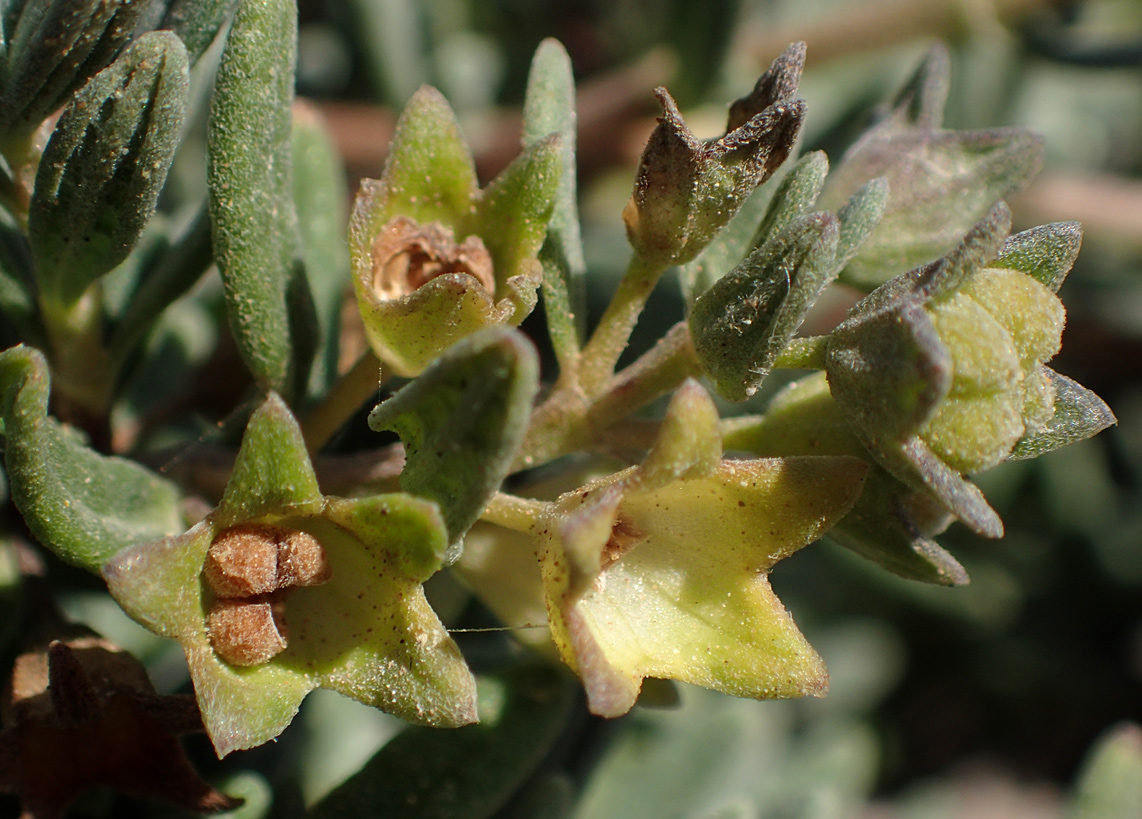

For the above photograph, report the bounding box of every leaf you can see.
[291,101,350,398]
[1067,723,1142,819]
[523,38,585,370]
[156,0,239,64]
[307,664,577,819]
[0,0,154,138]
[1009,370,1117,460]
[992,221,1083,293]
[749,150,829,249]
[208,0,317,401]
[29,31,190,307]
[0,345,183,573]
[368,327,539,561]
[690,212,839,401]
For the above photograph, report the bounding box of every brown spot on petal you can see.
[371,216,495,300]
[206,599,288,667]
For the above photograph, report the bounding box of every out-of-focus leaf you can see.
[0,211,37,343]
[308,664,577,819]
[291,101,349,397]
[368,327,539,560]
[523,38,585,370]
[0,345,183,573]
[29,31,189,307]
[0,0,154,138]
[1067,723,1142,819]
[208,0,316,401]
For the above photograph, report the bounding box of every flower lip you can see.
[371,215,495,301]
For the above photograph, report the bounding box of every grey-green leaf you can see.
[156,0,239,64]
[690,212,838,402]
[368,327,539,562]
[992,220,1082,293]
[1009,370,1117,461]
[29,30,190,307]
[0,345,184,574]
[523,38,585,370]
[308,664,576,819]
[0,0,154,138]
[208,0,316,401]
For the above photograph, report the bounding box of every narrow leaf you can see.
[29,31,190,307]
[157,0,239,64]
[992,221,1082,293]
[0,345,183,573]
[0,0,153,138]
[208,0,316,400]
[523,38,585,370]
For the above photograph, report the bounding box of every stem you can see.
[587,321,702,432]
[481,492,549,534]
[301,349,386,452]
[577,253,668,397]
[773,335,829,370]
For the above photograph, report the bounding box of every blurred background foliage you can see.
[4,0,1142,816]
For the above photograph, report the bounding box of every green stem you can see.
[301,350,386,452]
[587,321,702,432]
[481,492,550,534]
[577,253,668,397]
[773,335,830,370]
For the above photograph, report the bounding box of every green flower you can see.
[826,202,1115,538]
[536,380,867,716]
[349,86,562,376]
[103,393,476,756]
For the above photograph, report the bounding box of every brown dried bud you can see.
[371,216,495,300]
[203,524,280,597]
[206,599,289,667]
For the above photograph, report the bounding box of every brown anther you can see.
[371,215,495,300]
[601,517,648,569]
[277,529,332,588]
[206,599,289,668]
[203,524,281,598]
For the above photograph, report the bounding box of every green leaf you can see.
[1067,723,1142,819]
[690,212,838,401]
[29,31,190,307]
[1009,370,1117,461]
[749,150,829,249]
[308,664,577,819]
[0,0,154,138]
[368,327,539,560]
[523,38,585,369]
[677,181,772,306]
[0,210,38,344]
[291,102,350,398]
[208,0,316,401]
[156,0,239,64]
[0,345,183,573]
[107,204,214,368]
[992,221,1083,293]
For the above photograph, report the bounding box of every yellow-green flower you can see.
[103,393,476,756]
[349,86,562,376]
[535,380,867,716]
